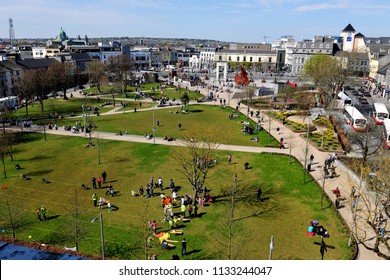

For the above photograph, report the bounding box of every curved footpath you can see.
[21,84,387,260]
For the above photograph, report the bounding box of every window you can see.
[303,44,306,48]
[268,57,272,63]
[301,58,305,64]
[258,57,261,62]
[250,57,253,62]
[243,56,246,62]
[326,44,329,48]
[219,55,222,61]
[228,56,231,61]
[311,44,314,48]
[320,44,323,48]
[237,56,240,62]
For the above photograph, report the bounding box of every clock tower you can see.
[341,23,356,52]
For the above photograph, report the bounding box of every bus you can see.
[337,91,352,108]
[0,96,21,111]
[384,119,390,148]
[373,102,389,124]
[344,105,367,132]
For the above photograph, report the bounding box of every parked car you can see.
[363,91,371,97]
[360,98,369,104]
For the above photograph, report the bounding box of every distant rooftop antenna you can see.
[262,36,269,44]
[9,18,15,47]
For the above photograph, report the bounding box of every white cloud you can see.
[294,0,390,12]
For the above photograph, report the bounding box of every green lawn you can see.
[0,132,352,260]
[10,97,147,120]
[53,105,279,147]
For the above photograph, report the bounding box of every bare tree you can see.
[19,68,53,113]
[107,54,135,95]
[347,149,390,259]
[0,130,16,178]
[212,174,277,259]
[48,62,75,100]
[87,60,107,94]
[0,188,27,239]
[348,119,383,165]
[171,126,221,204]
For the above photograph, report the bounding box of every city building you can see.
[0,58,23,97]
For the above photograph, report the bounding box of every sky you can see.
[1,0,389,43]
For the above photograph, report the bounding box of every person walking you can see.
[139,186,144,197]
[36,208,42,222]
[158,177,163,191]
[40,206,47,221]
[279,138,285,149]
[102,170,107,183]
[178,122,182,130]
[187,204,193,217]
[152,220,157,234]
[181,238,187,256]
[257,187,263,202]
[181,203,186,218]
[92,193,98,207]
[228,154,232,164]
[97,177,102,188]
[92,177,97,189]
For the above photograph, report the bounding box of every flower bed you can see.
[267,111,342,151]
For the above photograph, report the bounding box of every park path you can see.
[23,82,387,260]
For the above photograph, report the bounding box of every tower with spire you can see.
[341,23,356,52]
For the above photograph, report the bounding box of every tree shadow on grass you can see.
[25,169,53,176]
[28,155,55,161]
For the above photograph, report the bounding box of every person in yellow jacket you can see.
[181,203,186,218]
[92,193,98,207]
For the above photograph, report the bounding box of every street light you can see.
[91,212,105,260]
[152,100,156,145]
[320,163,329,210]
[269,235,275,260]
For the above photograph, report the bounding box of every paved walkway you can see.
[23,83,388,260]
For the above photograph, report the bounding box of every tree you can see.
[48,62,75,100]
[19,68,53,113]
[107,54,135,95]
[347,119,383,165]
[171,126,221,204]
[303,54,351,108]
[0,188,28,239]
[180,91,190,111]
[348,149,390,259]
[87,60,106,94]
[0,130,16,178]
[212,173,278,259]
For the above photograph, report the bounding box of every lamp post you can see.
[152,100,156,145]
[91,212,105,260]
[269,235,274,260]
[82,104,86,139]
[320,163,329,210]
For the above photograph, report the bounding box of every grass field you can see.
[51,104,279,148]
[0,131,352,260]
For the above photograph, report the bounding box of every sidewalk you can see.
[25,82,387,260]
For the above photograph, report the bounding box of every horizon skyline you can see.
[1,0,390,43]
